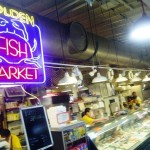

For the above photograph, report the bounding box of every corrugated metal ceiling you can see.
[0,0,149,43]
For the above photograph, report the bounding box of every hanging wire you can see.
[106,2,119,64]
[54,0,65,62]
[144,43,148,57]
[140,0,145,13]
[92,5,98,64]
[86,3,95,56]
[67,13,70,24]
[92,4,101,67]
[92,54,95,66]
[54,0,68,85]
[136,0,150,68]
[79,2,98,63]
[124,15,134,68]
[21,0,24,10]
[21,86,41,105]
[100,3,119,64]
[88,3,99,59]
[99,5,111,62]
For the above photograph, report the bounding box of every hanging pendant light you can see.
[130,0,150,41]
[130,75,142,82]
[142,75,150,82]
[61,86,72,93]
[89,67,97,77]
[78,85,88,91]
[107,68,114,82]
[58,72,77,85]
[92,73,107,83]
[115,74,128,83]
[130,71,142,82]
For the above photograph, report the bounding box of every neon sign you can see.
[0,5,34,26]
[0,4,45,84]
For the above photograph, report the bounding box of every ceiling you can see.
[1,0,149,43]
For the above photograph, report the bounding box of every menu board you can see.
[20,106,53,150]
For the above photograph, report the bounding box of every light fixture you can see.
[92,73,107,83]
[89,67,97,77]
[130,0,150,41]
[107,68,114,82]
[71,72,77,81]
[128,71,134,80]
[130,75,142,82]
[73,66,81,76]
[78,85,88,91]
[72,66,83,85]
[130,72,142,82]
[58,72,77,85]
[115,74,128,83]
[142,75,150,82]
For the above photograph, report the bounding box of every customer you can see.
[82,108,108,125]
[0,129,22,150]
[132,92,142,107]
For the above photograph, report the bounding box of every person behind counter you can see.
[128,96,134,109]
[0,129,22,150]
[132,92,142,107]
[82,108,108,125]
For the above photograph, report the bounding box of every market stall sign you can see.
[0,4,45,84]
[57,112,70,124]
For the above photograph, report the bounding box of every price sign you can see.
[57,112,70,124]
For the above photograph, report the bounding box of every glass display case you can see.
[87,109,150,150]
[51,121,88,150]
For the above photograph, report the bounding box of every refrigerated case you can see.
[87,109,150,150]
[51,121,88,150]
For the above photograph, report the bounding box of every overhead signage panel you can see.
[0,4,45,84]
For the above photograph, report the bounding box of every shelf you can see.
[83,100,98,104]
[7,119,20,123]
[5,98,23,102]
[91,108,102,110]
[65,135,86,145]
[6,107,19,111]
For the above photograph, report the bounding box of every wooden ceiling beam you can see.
[23,0,41,8]
[39,0,82,17]
[60,0,138,23]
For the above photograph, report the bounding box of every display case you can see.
[87,109,150,150]
[51,121,88,150]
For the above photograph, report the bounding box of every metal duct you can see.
[38,15,150,68]
[66,22,88,54]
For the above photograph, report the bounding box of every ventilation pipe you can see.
[38,15,150,68]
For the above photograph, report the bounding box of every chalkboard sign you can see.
[20,106,53,150]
